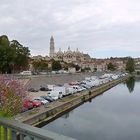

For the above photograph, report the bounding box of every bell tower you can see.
[49,36,55,57]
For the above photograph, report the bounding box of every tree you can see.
[74,64,81,71]
[126,57,135,73]
[10,40,30,72]
[0,35,9,47]
[0,35,30,73]
[32,60,48,72]
[52,60,62,71]
[94,68,97,72]
[0,36,15,73]
[107,62,116,71]
[81,67,91,72]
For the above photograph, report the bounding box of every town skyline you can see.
[0,0,140,58]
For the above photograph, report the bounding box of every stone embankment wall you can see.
[15,76,128,127]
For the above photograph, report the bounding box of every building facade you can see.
[49,36,91,63]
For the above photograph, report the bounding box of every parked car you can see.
[28,88,39,92]
[40,86,51,91]
[30,100,41,107]
[23,99,33,109]
[65,87,76,95]
[48,90,63,100]
[20,71,32,75]
[33,97,49,105]
[40,96,55,102]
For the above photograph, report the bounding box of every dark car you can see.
[40,96,55,102]
[40,86,51,91]
[21,107,28,113]
[28,88,39,92]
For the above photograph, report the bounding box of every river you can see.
[42,77,140,140]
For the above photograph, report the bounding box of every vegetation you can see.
[0,35,30,73]
[137,71,140,75]
[0,75,27,117]
[32,60,48,72]
[126,57,135,73]
[94,68,97,72]
[81,67,91,72]
[107,62,116,71]
[52,60,62,71]
[67,63,81,71]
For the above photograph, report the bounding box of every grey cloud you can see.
[0,0,140,57]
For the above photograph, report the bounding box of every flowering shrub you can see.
[0,75,27,116]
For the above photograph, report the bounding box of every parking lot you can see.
[27,73,95,98]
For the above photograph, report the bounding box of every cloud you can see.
[0,0,140,57]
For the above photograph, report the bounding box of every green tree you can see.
[52,60,62,71]
[0,36,15,73]
[126,57,135,73]
[0,36,30,73]
[0,35,9,47]
[10,40,30,72]
[74,64,81,71]
[94,67,97,72]
[32,60,48,71]
[107,62,116,71]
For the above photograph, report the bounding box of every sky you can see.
[0,0,140,58]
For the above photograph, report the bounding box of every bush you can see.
[0,75,27,116]
[137,71,140,75]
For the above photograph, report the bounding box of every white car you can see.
[33,97,49,105]
[20,71,32,75]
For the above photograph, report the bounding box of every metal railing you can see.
[0,117,77,140]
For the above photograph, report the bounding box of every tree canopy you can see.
[32,60,48,72]
[0,35,30,73]
[126,57,135,73]
[52,60,62,71]
[107,62,116,71]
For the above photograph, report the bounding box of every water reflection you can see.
[126,76,135,93]
[43,81,140,140]
[62,110,73,119]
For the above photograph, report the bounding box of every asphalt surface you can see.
[27,73,97,89]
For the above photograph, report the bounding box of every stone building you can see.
[49,36,91,63]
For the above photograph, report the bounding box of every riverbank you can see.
[14,76,128,126]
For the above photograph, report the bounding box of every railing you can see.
[0,117,77,140]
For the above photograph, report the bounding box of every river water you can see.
[42,77,140,140]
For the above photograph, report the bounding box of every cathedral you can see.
[49,36,91,63]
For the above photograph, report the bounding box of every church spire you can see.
[50,36,54,41]
[49,36,55,57]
